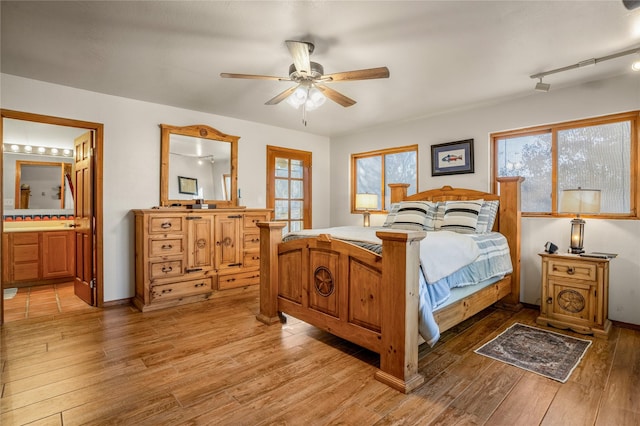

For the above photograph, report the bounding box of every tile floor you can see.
[2,282,95,322]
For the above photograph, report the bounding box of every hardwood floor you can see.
[1,286,638,425]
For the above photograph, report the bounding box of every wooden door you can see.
[74,131,95,305]
[266,146,312,233]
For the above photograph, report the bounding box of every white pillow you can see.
[441,199,483,234]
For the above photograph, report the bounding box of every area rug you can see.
[4,288,18,300]
[474,323,591,383]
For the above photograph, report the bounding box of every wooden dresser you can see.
[132,208,271,311]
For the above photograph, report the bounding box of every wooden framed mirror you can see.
[160,124,239,208]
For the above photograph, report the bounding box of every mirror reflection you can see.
[168,133,231,201]
[3,119,82,215]
[160,124,239,208]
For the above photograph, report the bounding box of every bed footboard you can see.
[256,223,426,393]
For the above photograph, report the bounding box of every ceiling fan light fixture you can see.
[286,84,309,108]
[305,86,326,111]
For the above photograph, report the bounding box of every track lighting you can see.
[535,78,550,92]
[530,46,640,91]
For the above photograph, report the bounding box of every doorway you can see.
[1,110,104,324]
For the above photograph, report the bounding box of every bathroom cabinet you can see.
[2,230,75,284]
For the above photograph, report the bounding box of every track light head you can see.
[535,79,550,92]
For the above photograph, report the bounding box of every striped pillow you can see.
[475,200,499,233]
[433,202,446,231]
[442,199,483,234]
[383,203,401,227]
[387,201,436,230]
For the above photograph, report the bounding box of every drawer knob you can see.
[161,288,173,294]
[567,267,575,275]
[162,266,173,273]
[194,282,206,288]
[161,244,173,250]
[546,297,553,304]
[161,222,172,229]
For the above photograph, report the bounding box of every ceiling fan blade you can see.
[265,86,298,105]
[220,72,289,81]
[317,85,356,107]
[323,67,390,82]
[285,40,311,75]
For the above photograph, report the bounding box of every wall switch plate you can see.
[4,199,14,207]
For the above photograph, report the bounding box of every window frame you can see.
[350,144,418,213]
[491,111,639,219]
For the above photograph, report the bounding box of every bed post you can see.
[374,229,426,394]
[496,176,524,310]
[256,222,286,325]
[388,183,410,204]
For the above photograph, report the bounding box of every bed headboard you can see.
[388,177,523,308]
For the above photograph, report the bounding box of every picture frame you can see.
[178,176,198,195]
[431,139,474,176]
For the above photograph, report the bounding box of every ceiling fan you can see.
[220,40,390,125]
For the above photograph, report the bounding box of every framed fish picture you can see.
[431,139,474,176]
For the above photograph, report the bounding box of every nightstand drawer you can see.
[548,259,597,282]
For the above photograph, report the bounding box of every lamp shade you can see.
[355,193,378,210]
[559,188,601,214]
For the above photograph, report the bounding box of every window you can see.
[351,145,418,212]
[492,112,638,218]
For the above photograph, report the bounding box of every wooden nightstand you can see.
[537,253,612,338]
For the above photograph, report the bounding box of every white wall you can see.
[1,74,331,302]
[330,73,640,325]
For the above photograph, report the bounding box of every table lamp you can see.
[559,188,601,254]
[355,193,378,227]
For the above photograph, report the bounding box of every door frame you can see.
[0,109,104,323]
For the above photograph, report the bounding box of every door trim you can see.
[1,109,104,316]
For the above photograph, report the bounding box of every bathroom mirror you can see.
[160,124,239,207]
[14,160,73,209]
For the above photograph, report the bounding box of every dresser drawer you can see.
[218,269,260,290]
[149,259,184,280]
[548,259,597,282]
[243,232,260,249]
[149,238,184,257]
[149,216,183,234]
[243,251,260,268]
[150,277,212,302]
[244,214,268,230]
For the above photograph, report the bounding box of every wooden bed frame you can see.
[256,177,523,393]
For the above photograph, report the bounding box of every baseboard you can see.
[103,297,133,308]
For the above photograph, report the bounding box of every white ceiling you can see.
[2,1,639,137]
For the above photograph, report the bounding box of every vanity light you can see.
[3,143,73,156]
